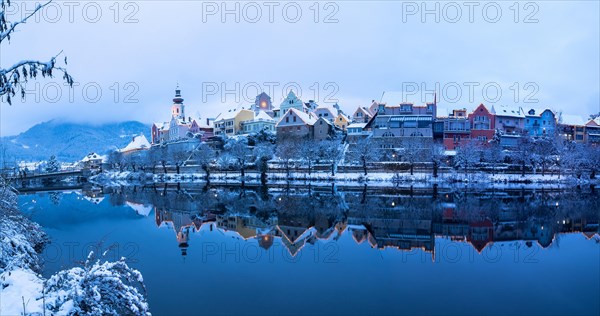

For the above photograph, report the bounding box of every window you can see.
[293,116,297,122]
[320,120,323,125]
[324,113,329,117]
[357,112,362,117]
[286,117,289,123]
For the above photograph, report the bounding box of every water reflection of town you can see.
[87,184,600,259]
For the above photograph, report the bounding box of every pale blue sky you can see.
[1,1,598,135]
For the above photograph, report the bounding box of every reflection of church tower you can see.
[257,234,274,250]
[177,227,190,257]
[171,86,185,120]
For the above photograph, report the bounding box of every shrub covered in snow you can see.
[43,252,150,315]
[0,183,48,274]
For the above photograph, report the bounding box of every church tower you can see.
[171,86,185,120]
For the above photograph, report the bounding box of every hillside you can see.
[0,120,150,163]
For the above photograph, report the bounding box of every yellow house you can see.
[214,109,255,136]
[334,113,350,131]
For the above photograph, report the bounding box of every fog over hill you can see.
[0,120,150,164]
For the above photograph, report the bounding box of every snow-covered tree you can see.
[510,137,533,177]
[254,142,274,184]
[192,142,216,182]
[169,146,189,174]
[319,139,345,176]
[0,0,73,104]
[397,137,428,175]
[428,141,446,178]
[587,145,600,179]
[107,150,125,172]
[347,136,380,176]
[454,140,482,176]
[276,136,301,177]
[46,155,60,173]
[144,148,161,173]
[530,136,557,176]
[223,137,252,179]
[483,142,504,175]
[299,139,320,175]
[43,251,150,315]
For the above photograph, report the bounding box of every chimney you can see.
[206,118,210,126]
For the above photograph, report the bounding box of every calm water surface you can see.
[20,184,600,316]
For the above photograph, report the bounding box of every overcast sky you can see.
[1,0,598,135]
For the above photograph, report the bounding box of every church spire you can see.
[171,85,185,119]
[173,85,184,104]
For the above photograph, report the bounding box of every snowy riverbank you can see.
[91,169,599,189]
[0,185,151,315]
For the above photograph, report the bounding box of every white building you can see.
[240,110,276,134]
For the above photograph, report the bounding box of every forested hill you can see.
[0,120,150,163]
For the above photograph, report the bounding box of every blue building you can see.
[524,108,556,137]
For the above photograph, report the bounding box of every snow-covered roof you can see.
[354,106,372,116]
[254,110,274,122]
[560,114,586,126]
[154,122,169,130]
[314,104,337,115]
[587,117,600,126]
[347,123,367,129]
[80,152,106,162]
[316,116,335,126]
[120,134,151,152]
[525,108,554,117]
[83,196,105,204]
[215,108,252,121]
[444,150,457,156]
[277,108,317,126]
[196,118,213,128]
[126,201,153,216]
[337,112,350,121]
[492,105,525,118]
